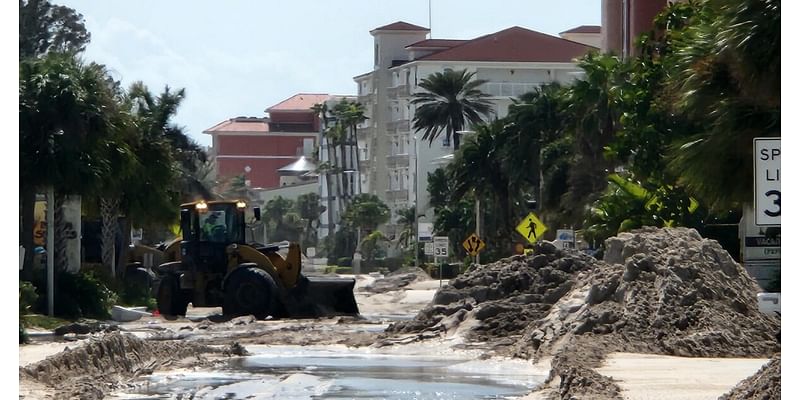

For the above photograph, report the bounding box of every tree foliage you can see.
[19,0,91,59]
[411,69,493,150]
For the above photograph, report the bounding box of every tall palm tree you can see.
[411,69,493,150]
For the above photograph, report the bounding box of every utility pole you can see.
[47,186,54,316]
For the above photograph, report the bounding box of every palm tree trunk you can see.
[20,186,37,280]
[325,136,337,235]
[452,126,460,150]
[54,193,68,271]
[100,198,120,276]
[117,218,132,280]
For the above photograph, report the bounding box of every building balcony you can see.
[386,153,410,168]
[385,189,409,202]
[387,85,409,99]
[386,119,410,132]
[479,82,544,98]
[268,122,316,133]
[358,93,375,104]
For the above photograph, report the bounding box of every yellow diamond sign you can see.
[462,233,486,256]
[516,212,548,244]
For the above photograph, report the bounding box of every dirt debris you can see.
[20,332,223,399]
[360,267,431,293]
[720,355,781,400]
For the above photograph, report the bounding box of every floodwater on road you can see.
[110,344,546,399]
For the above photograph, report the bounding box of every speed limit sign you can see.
[433,236,449,257]
[754,138,780,226]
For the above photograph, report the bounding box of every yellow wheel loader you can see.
[155,200,359,319]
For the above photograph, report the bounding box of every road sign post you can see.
[433,236,448,286]
[754,138,780,226]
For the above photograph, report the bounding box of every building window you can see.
[374,44,379,66]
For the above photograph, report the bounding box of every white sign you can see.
[433,236,449,257]
[418,222,434,242]
[306,247,316,258]
[754,138,780,226]
[556,229,575,249]
[424,242,434,256]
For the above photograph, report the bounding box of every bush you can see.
[34,270,118,319]
[19,280,38,316]
[323,266,353,274]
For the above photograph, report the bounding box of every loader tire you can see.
[223,267,278,320]
[157,274,189,320]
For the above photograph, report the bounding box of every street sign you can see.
[418,222,434,242]
[556,229,575,249]
[424,242,434,256]
[433,236,449,257]
[515,212,548,244]
[754,138,780,226]
[462,233,486,256]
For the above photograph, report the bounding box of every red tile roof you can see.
[415,26,596,63]
[371,21,429,33]
[204,117,269,134]
[266,93,330,112]
[405,39,468,49]
[560,25,602,34]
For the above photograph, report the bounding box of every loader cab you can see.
[179,201,249,274]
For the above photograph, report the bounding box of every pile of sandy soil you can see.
[20,332,226,399]
[515,227,779,361]
[386,227,780,399]
[387,245,601,347]
[359,267,431,293]
[721,355,781,400]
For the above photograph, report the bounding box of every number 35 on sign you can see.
[754,138,780,226]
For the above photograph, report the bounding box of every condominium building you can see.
[351,21,597,239]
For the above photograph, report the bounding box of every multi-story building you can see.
[352,21,597,239]
[601,0,668,56]
[204,93,326,190]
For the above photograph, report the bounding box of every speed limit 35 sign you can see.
[754,138,780,226]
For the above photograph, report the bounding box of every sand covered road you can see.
[595,353,770,400]
[19,231,781,399]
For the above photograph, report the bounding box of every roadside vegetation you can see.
[416,0,779,263]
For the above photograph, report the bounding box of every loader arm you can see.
[226,243,301,288]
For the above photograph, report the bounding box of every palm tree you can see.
[19,52,118,276]
[395,206,416,251]
[411,69,493,150]
[296,192,324,250]
[666,0,780,209]
[562,53,624,222]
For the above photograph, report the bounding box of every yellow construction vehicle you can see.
[155,200,359,319]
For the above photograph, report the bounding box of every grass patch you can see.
[22,314,71,330]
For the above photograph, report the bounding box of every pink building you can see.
[601,0,669,56]
[204,94,328,189]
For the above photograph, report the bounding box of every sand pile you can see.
[385,228,780,398]
[387,242,602,344]
[20,332,222,399]
[720,355,780,400]
[360,267,430,294]
[515,227,780,361]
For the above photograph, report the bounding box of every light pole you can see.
[456,130,481,265]
[413,134,420,269]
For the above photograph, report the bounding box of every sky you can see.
[58,0,600,147]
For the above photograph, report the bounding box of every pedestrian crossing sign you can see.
[515,212,548,244]
[462,233,486,256]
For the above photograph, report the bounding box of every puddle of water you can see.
[112,346,545,399]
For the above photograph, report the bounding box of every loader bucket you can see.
[283,276,360,318]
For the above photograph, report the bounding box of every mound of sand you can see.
[515,227,779,361]
[20,332,223,399]
[360,267,431,294]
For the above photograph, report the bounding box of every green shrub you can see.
[35,270,118,319]
[20,324,27,344]
[323,266,353,274]
[19,280,38,316]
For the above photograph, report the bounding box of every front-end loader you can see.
[155,200,359,319]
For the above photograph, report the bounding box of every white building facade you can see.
[352,22,598,239]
